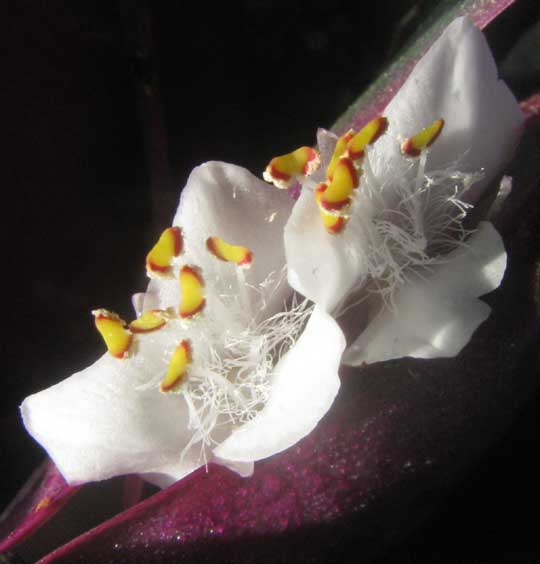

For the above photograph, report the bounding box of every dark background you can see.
[3,1,540,561]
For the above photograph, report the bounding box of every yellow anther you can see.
[179,265,205,319]
[146,226,183,277]
[35,497,52,512]
[160,339,192,393]
[318,157,359,212]
[129,309,169,333]
[92,309,132,359]
[263,146,320,189]
[326,129,355,180]
[315,185,347,234]
[206,236,253,268]
[346,116,388,160]
[401,118,445,157]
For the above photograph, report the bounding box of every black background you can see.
[3,1,540,562]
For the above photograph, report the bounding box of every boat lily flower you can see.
[276,17,523,365]
[21,162,345,488]
[19,17,523,493]
[5,7,538,563]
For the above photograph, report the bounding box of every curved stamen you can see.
[129,309,170,333]
[326,129,355,180]
[179,265,206,319]
[146,226,183,277]
[347,116,388,160]
[160,339,192,393]
[319,157,359,212]
[92,309,132,359]
[315,184,347,234]
[263,146,320,189]
[206,236,253,268]
[401,118,444,157]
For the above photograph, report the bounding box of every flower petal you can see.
[333,2,519,138]
[370,17,523,201]
[284,187,370,312]
[20,334,205,485]
[145,162,294,322]
[312,128,338,182]
[213,307,345,462]
[343,221,506,365]
[131,292,157,317]
[285,17,521,317]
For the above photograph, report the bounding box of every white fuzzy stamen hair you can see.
[337,146,482,315]
[180,293,313,464]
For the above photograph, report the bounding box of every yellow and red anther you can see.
[206,236,253,268]
[263,146,321,189]
[401,118,445,157]
[315,184,347,234]
[326,129,355,180]
[34,497,52,512]
[346,116,388,161]
[129,309,170,333]
[92,309,132,359]
[146,226,183,277]
[160,339,192,393]
[179,265,205,319]
[318,157,359,212]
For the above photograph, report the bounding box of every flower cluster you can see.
[20,17,522,491]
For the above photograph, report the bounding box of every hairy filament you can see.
[179,295,313,464]
[336,148,483,316]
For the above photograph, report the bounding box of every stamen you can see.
[326,129,355,180]
[318,157,359,212]
[92,309,132,359]
[263,146,320,189]
[129,309,170,333]
[234,267,251,317]
[347,116,388,160]
[160,339,192,393]
[146,226,183,277]
[179,265,206,319]
[206,236,253,268]
[401,118,444,157]
[179,298,314,461]
[315,184,347,234]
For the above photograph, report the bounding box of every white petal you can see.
[131,293,147,317]
[311,128,338,182]
[371,17,523,201]
[285,173,396,314]
[213,307,346,462]
[343,222,506,365]
[212,457,254,478]
[285,188,373,312]
[285,17,521,317]
[139,460,253,489]
[139,463,203,490]
[20,331,205,485]
[142,458,254,488]
[146,162,294,322]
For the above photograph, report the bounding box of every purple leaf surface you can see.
[0,460,79,553]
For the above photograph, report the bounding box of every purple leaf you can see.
[0,460,79,553]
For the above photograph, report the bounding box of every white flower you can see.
[284,17,523,365]
[21,162,345,488]
[20,18,523,491]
